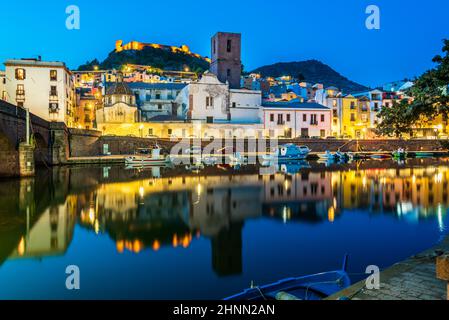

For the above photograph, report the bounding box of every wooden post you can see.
[436,254,449,300]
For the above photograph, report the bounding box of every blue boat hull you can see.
[224,270,350,301]
[225,255,351,301]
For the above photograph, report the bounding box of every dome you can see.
[106,81,134,96]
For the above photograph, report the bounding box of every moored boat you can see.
[370,153,392,160]
[262,144,311,162]
[125,146,171,166]
[393,148,407,159]
[224,255,350,301]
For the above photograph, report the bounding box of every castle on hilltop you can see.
[115,40,211,62]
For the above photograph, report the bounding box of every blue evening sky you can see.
[1,0,448,87]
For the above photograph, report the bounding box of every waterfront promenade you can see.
[328,235,449,300]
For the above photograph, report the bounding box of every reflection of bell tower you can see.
[49,206,59,249]
[211,222,243,276]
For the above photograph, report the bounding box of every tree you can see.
[376,99,416,138]
[410,39,449,118]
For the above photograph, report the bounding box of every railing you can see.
[49,91,58,102]
[16,90,25,101]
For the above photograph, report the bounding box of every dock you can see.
[67,155,127,165]
[327,235,449,300]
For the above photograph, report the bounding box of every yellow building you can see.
[341,95,371,139]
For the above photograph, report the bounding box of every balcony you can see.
[16,90,25,102]
[49,91,58,101]
[310,121,318,126]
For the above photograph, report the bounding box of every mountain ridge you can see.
[251,59,369,93]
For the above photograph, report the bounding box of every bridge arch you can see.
[0,127,20,177]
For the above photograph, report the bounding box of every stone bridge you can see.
[0,100,70,177]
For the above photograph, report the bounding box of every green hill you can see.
[78,46,210,73]
[251,60,368,93]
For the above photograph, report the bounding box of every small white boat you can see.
[262,144,311,162]
[229,152,246,164]
[125,146,171,166]
[202,156,219,166]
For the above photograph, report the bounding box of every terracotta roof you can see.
[106,82,134,96]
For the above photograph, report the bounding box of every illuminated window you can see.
[50,70,57,81]
[16,84,25,94]
[15,68,26,80]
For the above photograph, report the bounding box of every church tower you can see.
[210,32,241,89]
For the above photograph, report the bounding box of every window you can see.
[206,116,214,124]
[303,114,307,122]
[277,114,284,124]
[321,114,325,122]
[310,114,318,125]
[350,101,355,109]
[168,129,173,135]
[270,114,274,122]
[17,102,24,107]
[15,68,26,80]
[146,94,151,101]
[286,114,291,122]
[16,84,25,94]
[158,104,162,110]
[206,96,214,108]
[227,69,231,77]
[156,93,161,99]
[350,113,356,122]
[148,128,153,135]
[227,39,232,52]
[50,70,57,81]
[50,85,57,96]
[213,39,216,54]
[1,91,6,101]
[49,103,59,113]
[320,130,325,138]
[232,102,236,108]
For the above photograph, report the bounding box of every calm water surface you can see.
[0,159,448,299]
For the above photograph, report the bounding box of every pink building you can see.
[262,101,332,138]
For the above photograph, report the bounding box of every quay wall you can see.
[68,136,446,157]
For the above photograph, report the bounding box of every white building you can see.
[129,82,187,121]
[4,58,75,126]
[262,101,332,138]
[0,71,6,101]
[177,71,262,124]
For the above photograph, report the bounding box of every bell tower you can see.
[210,32,241,89]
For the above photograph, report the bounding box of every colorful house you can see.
[262,101,332,138]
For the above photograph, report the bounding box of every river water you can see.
[0,159,448,299]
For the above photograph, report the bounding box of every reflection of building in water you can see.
[261,171,337,223]
[332,167,449,223]
[11,203,75,258]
